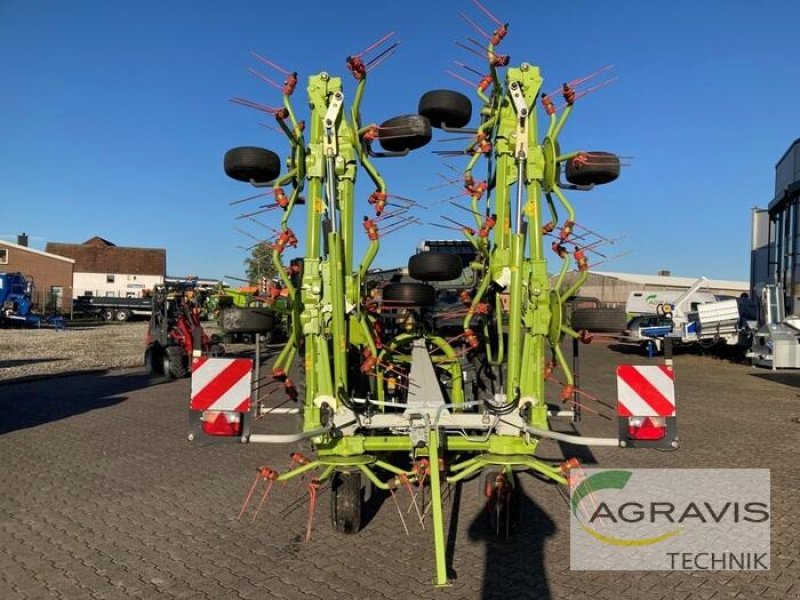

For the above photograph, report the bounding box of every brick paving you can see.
[1,342,798,599]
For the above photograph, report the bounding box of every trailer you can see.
[72,295,152,321]
[189,6,679,587]
[621,277,744,354]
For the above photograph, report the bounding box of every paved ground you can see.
[1,341,798,599]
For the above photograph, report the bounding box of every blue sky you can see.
[1,1,798,282]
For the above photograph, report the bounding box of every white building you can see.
[46,236,165,298]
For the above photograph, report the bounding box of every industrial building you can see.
[556,270,749,307]
[751,138,800,314]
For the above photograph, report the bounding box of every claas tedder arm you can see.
[196,3,671,587]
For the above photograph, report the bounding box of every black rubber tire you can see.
[102,309,114,322]
[330,472,362,534]
[224,146,281,183]
[570,307,627,333]
[219,307,274,333]
[408,252,463,282]
[115,309,131,322]
[378,114,432,152]
[163,346,188,379]
[144,345,163,375]
[418,89,472,129]
[382,282,436,307]
[565,151,620,186]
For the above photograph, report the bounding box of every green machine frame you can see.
[224,15,625,587]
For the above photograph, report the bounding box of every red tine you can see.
[458,10,491,40]
[353,31,396,59]
[247,67,283,91]
[229,190,272,206]
[446,70,479,89]
[471,0,504,27]
[250,51,292,76]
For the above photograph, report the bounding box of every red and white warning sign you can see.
[616,365,676,417]
[190,357,253,413]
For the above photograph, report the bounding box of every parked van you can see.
[625,289,718,318]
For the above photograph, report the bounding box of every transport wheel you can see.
[330,471,363,534]
[224,146,281,183]
[381,282,436,307]
[484,470,520,539]
[408,252,463,282]
[115,309,131,322]
[418,89,472,129]
[102,309,115,321]
[163,346,188,379]
[144,345,163,375]
[377,114,432,152]
[565,151,620,186]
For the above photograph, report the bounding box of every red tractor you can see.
[144,281,224,378]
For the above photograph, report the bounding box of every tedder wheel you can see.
[565,151,620,186]
[163,346,188,379]
[115,309,131,322]
[381,282,437,307]
[144,345,163,375]
[418,89,472,129]
[377,114,432,153]
[224,146,281,184]
[102,309,115,322]
[408,252,463,282]
[330,471,362,534]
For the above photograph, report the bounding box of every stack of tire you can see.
[569,305,627,333]
[218,306,274,344]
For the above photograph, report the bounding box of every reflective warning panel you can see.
[190,357,253,413]
[616,365,677,449]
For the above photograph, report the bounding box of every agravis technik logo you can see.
[571,470,682,546]
[569,469,770,571]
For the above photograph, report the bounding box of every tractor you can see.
[145,280,224,378]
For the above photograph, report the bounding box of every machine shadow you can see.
[0,357,66,369]
[750,371,800,389]
[0,370,154,435]
[447,479,557,600]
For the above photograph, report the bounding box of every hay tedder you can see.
[189,3,677,586]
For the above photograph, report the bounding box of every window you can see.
[106,274,115,283]
[0,248,7,264]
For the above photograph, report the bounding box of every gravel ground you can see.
[0,322,150,382]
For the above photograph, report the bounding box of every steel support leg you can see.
[428,430,449,586]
